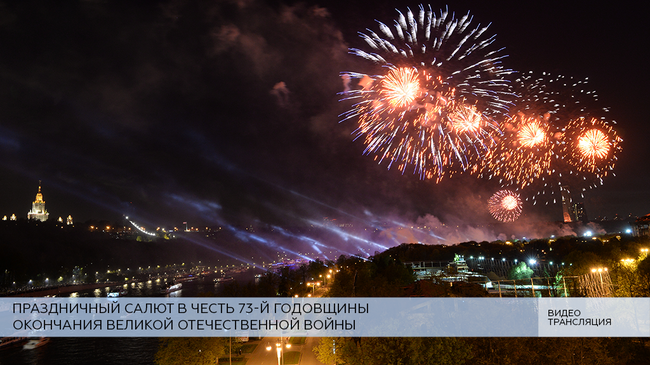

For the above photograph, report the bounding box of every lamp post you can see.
[266,337,291,365]
[591,267,607,285]
[591,267,609,296]
[307,281,321,296]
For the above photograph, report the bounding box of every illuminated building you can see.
[633,214,650,237]
[67,215,73,225]
[27,182,49,222]
[571,202,587,223]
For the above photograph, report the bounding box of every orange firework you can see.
[482,72,624,207]
[381,67,421,108]
[518,120,546,148]
[449,104,483,134]
[341,5,514,181]
[346,65,501,181]
[577,128,609,159]
[502,195,518,210]
[480,113,556,189]
[561,117,621,175]
[488,190,523,222]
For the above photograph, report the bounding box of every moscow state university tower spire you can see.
[27,181,49,222]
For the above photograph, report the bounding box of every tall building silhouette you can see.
[27,182,49,222]
[572,202,588,223]
[560,185,573,223]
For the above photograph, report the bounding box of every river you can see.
[0,269,264,365]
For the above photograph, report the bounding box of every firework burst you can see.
[518,120,547,148]
[381,67,420,108]
[577,129,609,159]
[561,117,622,176]
[342,5,515,181]
[482,112,557,189]
[488,190,523,222]
[483,71,622,206]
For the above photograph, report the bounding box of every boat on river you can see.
[23,337,50,350]
[165,283,182,293]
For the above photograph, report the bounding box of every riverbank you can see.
[1,283,119,297]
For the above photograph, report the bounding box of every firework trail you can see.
[488,189,522,222]
[341,5,515,181]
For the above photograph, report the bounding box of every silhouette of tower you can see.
[27,181,49,222]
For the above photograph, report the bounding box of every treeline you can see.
[381,235,650,273]
[309,254,650,365]
[313,337,649,365]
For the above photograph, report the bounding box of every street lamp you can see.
[266,338,291,365]
[307,282,320,295]
[591,267,607,285]
[621,258,635,265]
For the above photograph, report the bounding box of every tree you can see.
[634,254,650,296]
[155,337,228,365]
[611,254,650,297]
[406,337,472,365]
[540,337,615,364]
[317,337,471,365]
[612,260,642,297]
[467,337,615,365]
[313,337,345,365]
[507,262,533,280]
[562,251,603,276]
[328,254,414,297]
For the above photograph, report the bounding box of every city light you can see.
[266,338,291,365]
[127,219,157,236]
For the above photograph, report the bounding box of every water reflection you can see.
[0,269,265,365]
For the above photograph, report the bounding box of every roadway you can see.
[244,336,323,365]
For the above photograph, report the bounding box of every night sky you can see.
[0,0,647,237]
